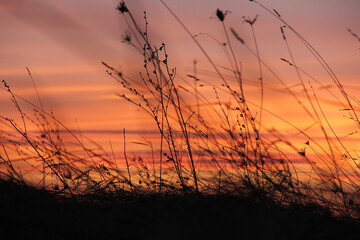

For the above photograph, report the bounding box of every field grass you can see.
[1,1,360,238]
[1,178,360,239]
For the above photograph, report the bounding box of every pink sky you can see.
[1,0,360,152]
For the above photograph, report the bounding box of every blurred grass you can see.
[1,178,360,240]
[1,2,360,238]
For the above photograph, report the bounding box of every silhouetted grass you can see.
[1,2,360,237]
[1,177,360,239]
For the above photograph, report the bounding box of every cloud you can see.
[2,0,121,66]
[0,0,40,10]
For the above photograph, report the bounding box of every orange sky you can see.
[1,0,360,161]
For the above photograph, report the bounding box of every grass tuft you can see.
[1,2,360,234]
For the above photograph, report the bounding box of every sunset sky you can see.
[1,0,360,155]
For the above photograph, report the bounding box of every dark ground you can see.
[1,179,359,240]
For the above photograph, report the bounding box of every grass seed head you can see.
[117,1,128,14]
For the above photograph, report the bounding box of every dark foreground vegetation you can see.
[1,178,360,240]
